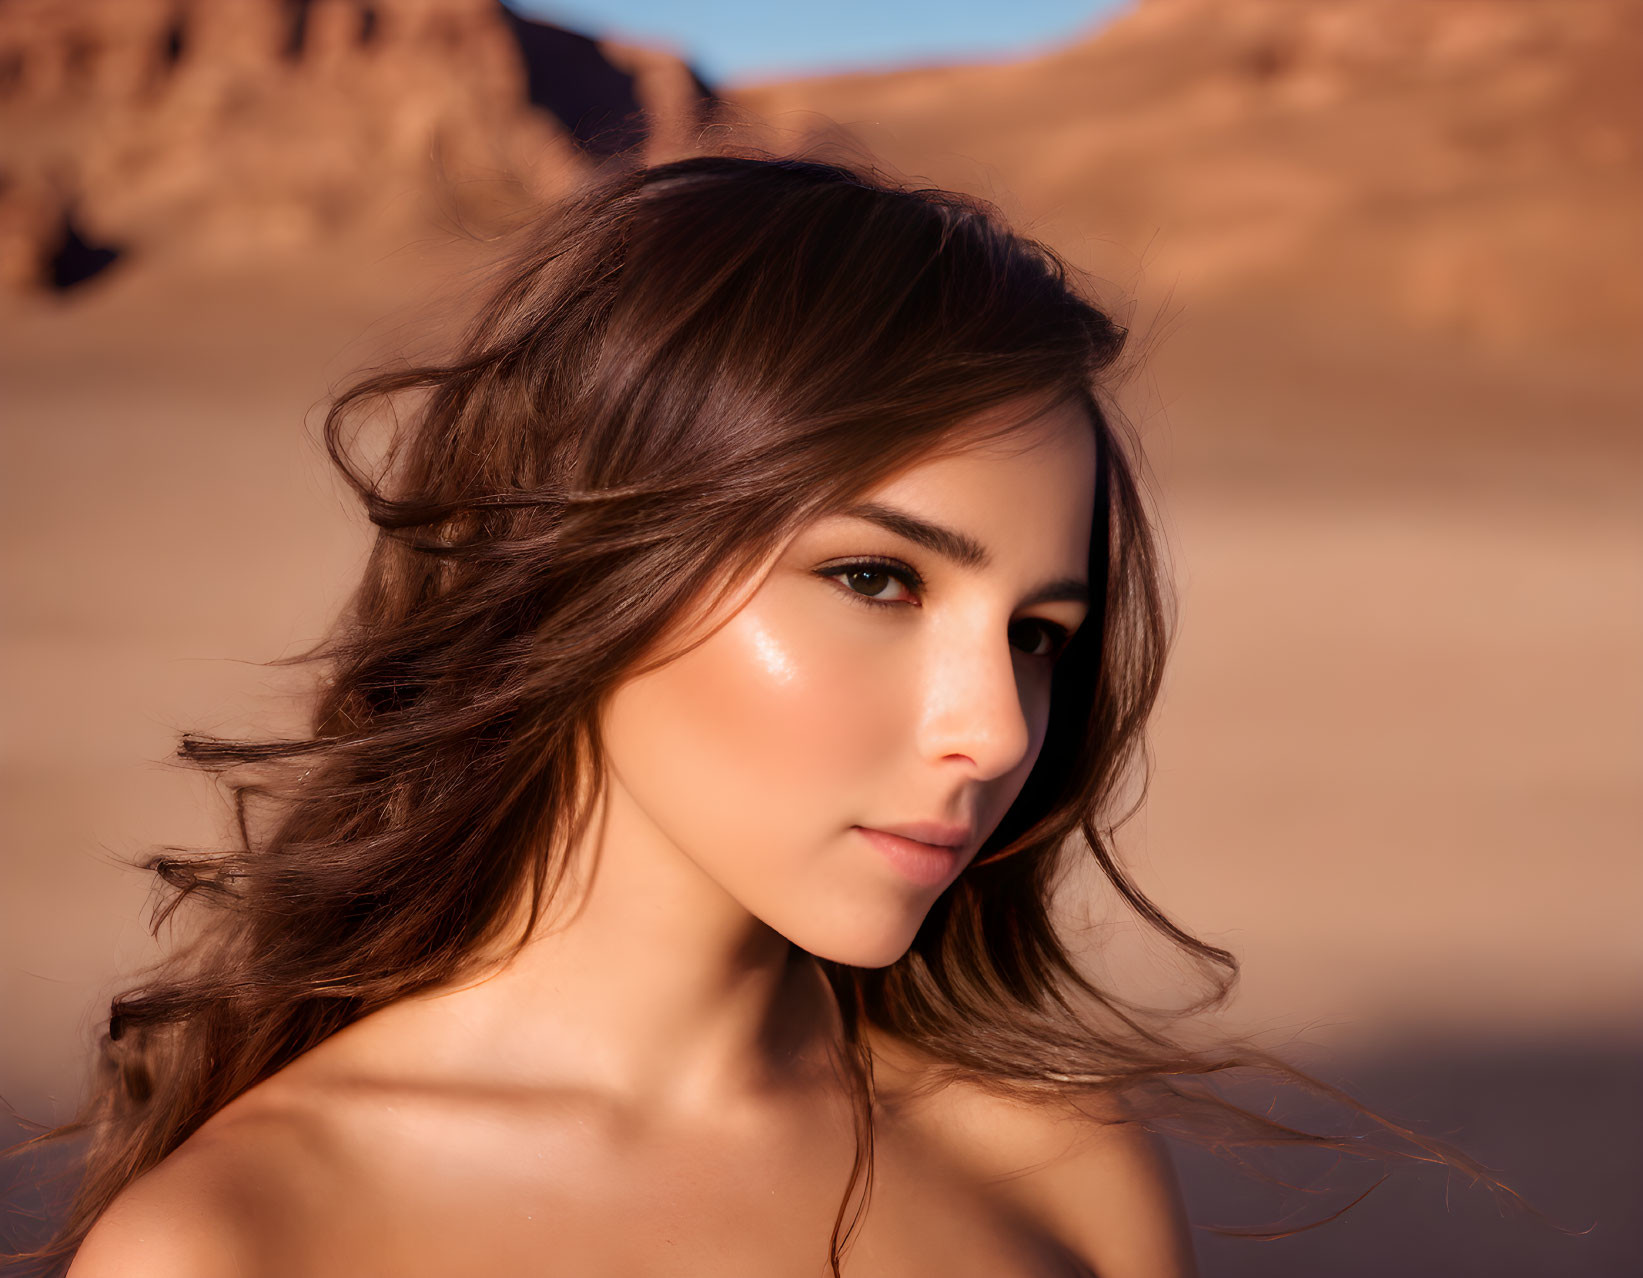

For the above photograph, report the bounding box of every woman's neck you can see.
[321,778,850,1125]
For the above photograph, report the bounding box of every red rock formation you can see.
[729,0,1643,359]
[4,0,1637,361]
[0,0,715,288]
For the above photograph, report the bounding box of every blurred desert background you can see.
[2,0,1640,1273]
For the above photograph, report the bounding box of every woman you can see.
[17,151,1512,1277]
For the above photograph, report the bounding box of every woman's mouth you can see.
[852,825,966,887]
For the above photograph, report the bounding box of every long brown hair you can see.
[7,147,1540,1273]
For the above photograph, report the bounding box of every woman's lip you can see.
[853,826,965,887]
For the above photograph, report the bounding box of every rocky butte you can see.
[0,0,717,289]
[2,0,1639,369]
[729,0,1642,362]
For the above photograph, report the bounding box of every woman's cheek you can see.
[722,585,908,782]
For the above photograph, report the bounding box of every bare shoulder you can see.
[872,1034,1199,1278]
[67,1083,341,1278]
[938,1079,1199,1278]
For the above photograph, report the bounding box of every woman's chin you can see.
[791,921,920,970]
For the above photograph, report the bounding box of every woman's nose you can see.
[916,626,1034,782]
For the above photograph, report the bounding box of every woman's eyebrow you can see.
[838,502,1091,609]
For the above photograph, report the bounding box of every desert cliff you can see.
[730,0,1642,361]
[0,0,713,287]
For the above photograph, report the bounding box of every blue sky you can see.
[510,1,1131,86]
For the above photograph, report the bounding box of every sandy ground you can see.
[3,243,1640,1113]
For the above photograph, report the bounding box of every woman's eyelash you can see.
[813,557,1073,660]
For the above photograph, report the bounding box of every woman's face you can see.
[597,395,1099,966]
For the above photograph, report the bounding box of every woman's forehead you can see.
[850,399,1096,503]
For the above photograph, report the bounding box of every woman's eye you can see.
[1010,619,1072,661]
[818,560,1073,661]
[821,560,920,605]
